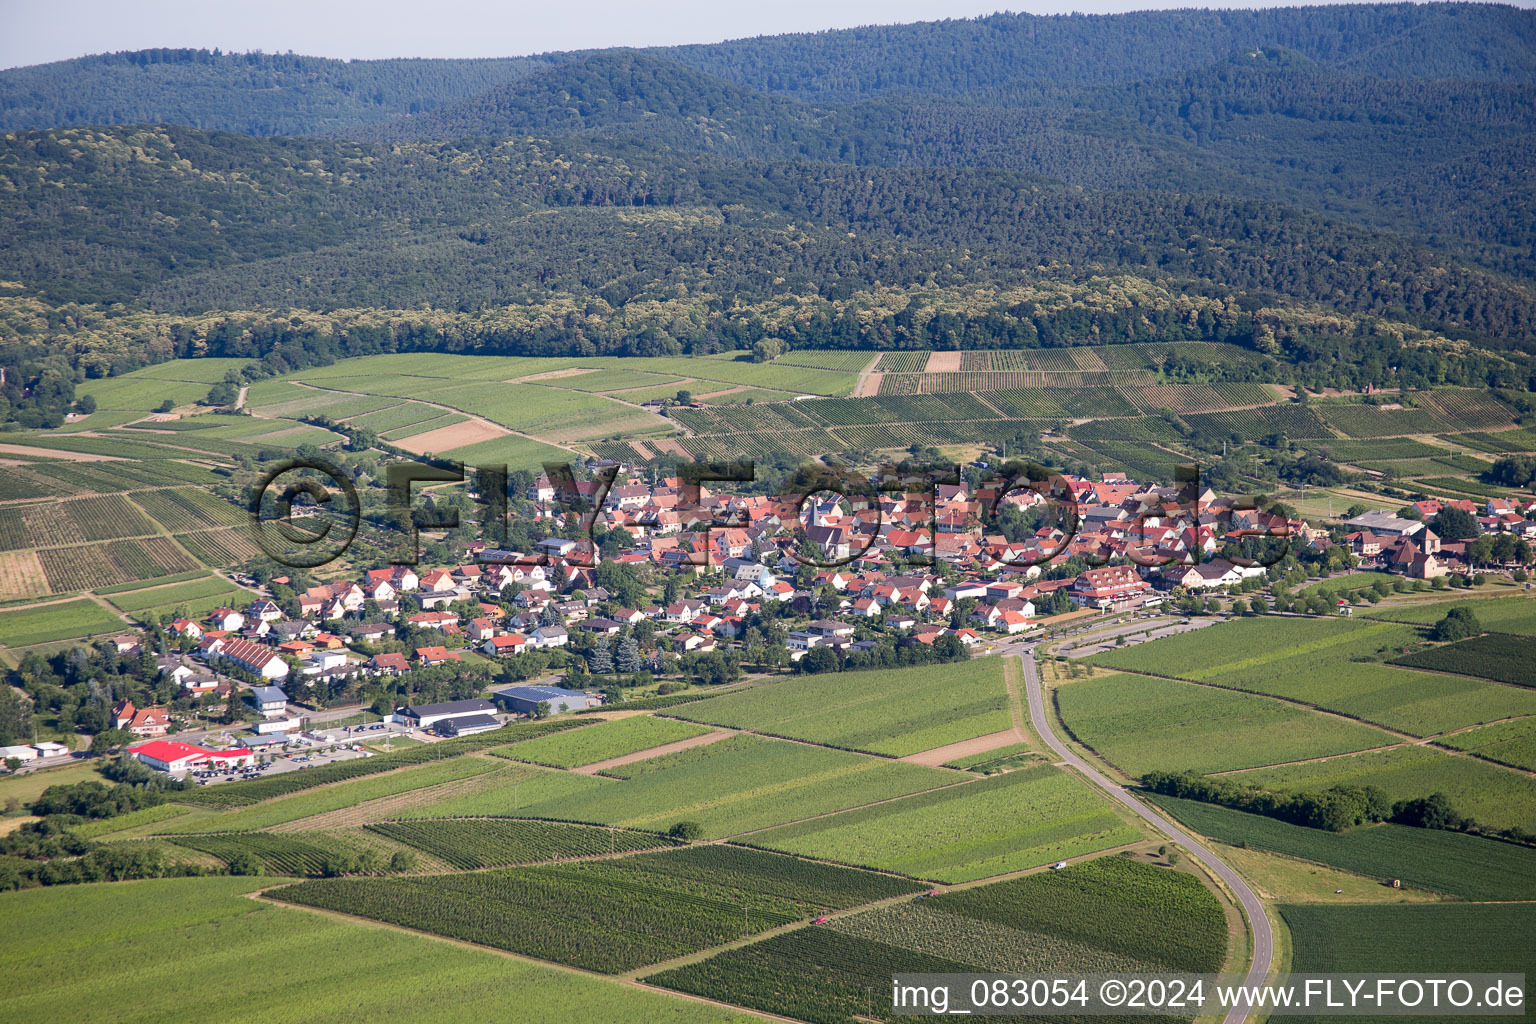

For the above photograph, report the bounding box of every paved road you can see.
[1017,653,1272,1024]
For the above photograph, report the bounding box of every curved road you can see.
[1018,653,1273,1024]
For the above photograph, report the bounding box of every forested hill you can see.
[1,4,1535,388]
[3,125,1535,363]
[0,50,559,136]
[4,5,1533,137]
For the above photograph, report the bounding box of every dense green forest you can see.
[0,4,1533,404]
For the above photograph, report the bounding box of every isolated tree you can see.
[1430,606,1481,642]
[615,636,640,674]
[668,821,703,841]
[588,638,614,675]
[533,700,552,719]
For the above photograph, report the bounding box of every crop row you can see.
[271,845,918,973]
[1416,390,1514,431]
[646,857,1226,1023]
[1442,429,1536,454]
[496,714,712,768]
[367,818,679,869]
[676,430,837,461]
[131,487,245,532]
[1391,634,1536,687]
[750,766,1139,883]
[873,351,930,373]
[1152,795,1535,901]
[0,494,159,551]
[669,402,822,434]
[804,393,1003,425]
[648,926,972,1024]
[173,528,262,567]
[504,733,951,839]
[1182,405,1333,440]
[0,466,78,501]
[169,830,407,877]
[1319,404,1445,438]
[38,537,200,591]
[674,659,1010,758]
[1120,381,1270,414]
[1068,417,1184,443]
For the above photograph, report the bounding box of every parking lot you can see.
[181,720,423,786]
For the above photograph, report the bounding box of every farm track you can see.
[1020,653,1273,1024]
[851,353,882,397]
[572,729,734,775]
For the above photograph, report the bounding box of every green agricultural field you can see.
[646,857,1226,1024]
[1228,745,1536,833]
[167,829,412,877]
[1090,615,1364,678]
[271,845,921,973]
[393,764,613,818]
[0,599,125,647]
[69,804,189,839]
[111,358,255,384]
[1363,597,1536,635]
[1434,717,1536,771]
[1203,640,1536,738]
[749,764,1141,882]
[507,734,954,838]
[74,375,212,411]
[0,877,746,1024]
[1147,794,1536,900]
[103,576,245,614]
[1091,616,1536,736]
[433,433,575,472]
[1392,634,1536,687]
[1055,673,1393,776]
[673,659,1011,757]
[494,714,713,768]
[1282,903,1536,1024]
[367,818,680,869]
[93,571,212,595]
[157,757,503,832]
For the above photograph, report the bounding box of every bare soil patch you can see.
[899,729,1024,766]
[509,368,598,383]
[0,443,118,462]
[395,418,510,454]
[646,436,692,458]
[924,351,963,372]
[0,550,49,601]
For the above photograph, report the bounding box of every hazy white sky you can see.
[7,0,1529,70]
